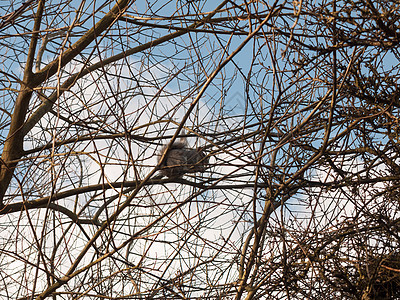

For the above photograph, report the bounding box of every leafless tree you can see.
[0,0,399,299]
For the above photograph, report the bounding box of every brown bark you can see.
[0,0,45,205]
[0,0,131,205]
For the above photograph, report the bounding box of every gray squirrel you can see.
[158,139,208,178]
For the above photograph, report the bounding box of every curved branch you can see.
[32,0,131,85]
[22,0,232,136]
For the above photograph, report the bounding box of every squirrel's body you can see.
[158,141,208,178]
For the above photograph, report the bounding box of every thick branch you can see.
[0,0,132,205]
[0,0,45,205]
[33,0,131,86]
